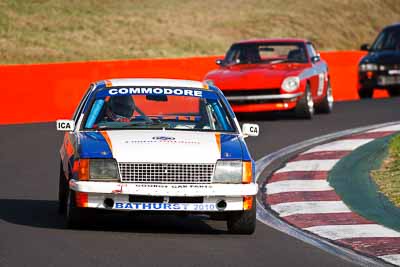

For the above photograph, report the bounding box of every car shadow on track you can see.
[0,198,227,235]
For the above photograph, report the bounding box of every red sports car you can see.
[204,39,333,118]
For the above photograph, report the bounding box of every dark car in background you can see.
[358,23,400,98]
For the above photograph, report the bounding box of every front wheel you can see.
[227,201,256,234]
[295,85,314,119]
[388,87,400,97]
[315,79,333,114]
[358,87,373,99]
[58,162,68,214]
[65,190,87,229]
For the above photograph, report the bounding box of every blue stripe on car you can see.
[220,134,243,160]
[77,132,113,158]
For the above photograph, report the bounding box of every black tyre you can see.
[295,85,314,119]
[315,79,333,114]
[388,87,400,97]
[65,189,86,229]
[227,200,256,235]
[58,162,68,214]
[358,87,373,99]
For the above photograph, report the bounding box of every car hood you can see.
[77,130,244,164]
[205,63,308,90]
[361,50,400,65]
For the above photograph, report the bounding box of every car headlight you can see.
[359,63,377,71]
[379,65,386,71]
[213,160,252,184]
[78,158,119,181]
[281,77,300,92]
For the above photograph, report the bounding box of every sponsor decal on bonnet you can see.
[152,136,175,141]
[124,137,200,145]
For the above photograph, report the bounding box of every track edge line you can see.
[255,120,400,267]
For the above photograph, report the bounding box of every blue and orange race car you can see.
[57,78,259,234]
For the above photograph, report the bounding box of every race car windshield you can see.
[83,87,236,132]
[224,42,308,65]
[370,28,400,51]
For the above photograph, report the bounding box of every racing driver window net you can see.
[84,88,236,132]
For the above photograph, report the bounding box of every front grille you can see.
[223,89,281,97]
[119,163,215,183]
[229,99,283,105]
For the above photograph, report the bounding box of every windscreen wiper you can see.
[121,121,170,128]
[270,59,288,64]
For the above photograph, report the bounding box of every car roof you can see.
[233,38,309,45]
[383,23,400,30]
[96,78,207,89]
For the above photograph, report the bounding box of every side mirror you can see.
[216,59,224,66]
[360,44,369,51]
[311,55,320,63]
[242,123,259,137]
[56,119,75,131]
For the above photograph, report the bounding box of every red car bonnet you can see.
[207,62,310,90]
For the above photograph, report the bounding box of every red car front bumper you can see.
[231,102,297,112]
[226,92,302,113]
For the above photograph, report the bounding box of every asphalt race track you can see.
[0,98,399,267]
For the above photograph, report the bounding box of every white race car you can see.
[57,78,259,234]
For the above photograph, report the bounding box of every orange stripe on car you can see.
[65,133,74,157]
[72,160,79,173]
[215,133,221,153]
[100,131,113,151]
[105,80,112,87]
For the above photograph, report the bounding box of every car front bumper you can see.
[226,93,302,112]
[69,180,258,212]
[359,71,400,89]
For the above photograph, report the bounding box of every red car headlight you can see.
[281,77,300,92]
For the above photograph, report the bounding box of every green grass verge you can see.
[329,135,400,231]
[372,134,400,207]
[1,0,400,64]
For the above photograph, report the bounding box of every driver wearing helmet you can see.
[104,95,135,122]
